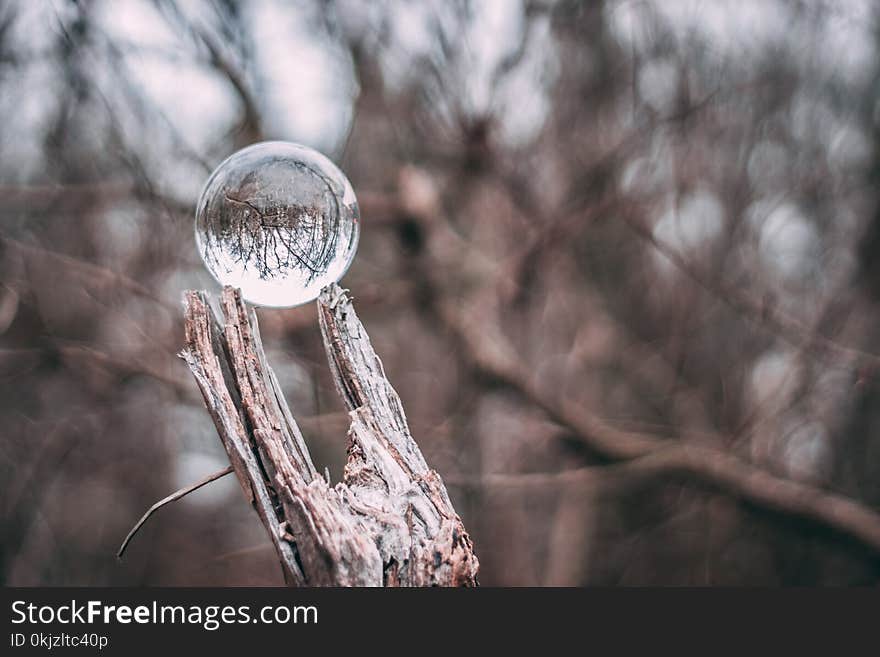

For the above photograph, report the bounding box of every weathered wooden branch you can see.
[179,284,479,586]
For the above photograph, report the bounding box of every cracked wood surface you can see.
[180,284,478,586]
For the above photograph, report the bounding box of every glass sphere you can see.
[195,141,360,307]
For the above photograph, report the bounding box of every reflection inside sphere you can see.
[195,141,360,307]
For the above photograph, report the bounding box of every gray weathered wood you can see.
[180,284,479,586]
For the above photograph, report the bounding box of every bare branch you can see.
[444,295,880,554]
[117,465,234,559]
[178,285,479,586]
[621,214,880,371]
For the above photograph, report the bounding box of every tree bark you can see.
[180,284,479,586]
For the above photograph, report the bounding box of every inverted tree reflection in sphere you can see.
[195,141,360,307]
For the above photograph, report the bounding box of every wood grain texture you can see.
[180,285,478,586]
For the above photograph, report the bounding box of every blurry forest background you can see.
[2,0,880,585]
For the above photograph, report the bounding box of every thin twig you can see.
[621,214,880,370]
[116,465,234,559]
[1,235,174,313]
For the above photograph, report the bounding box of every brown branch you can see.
[382,158,880,557]
[1,236,172,312]
[621,214,880,371]
[443,295,880,554]
[180,289,307,585]
[177,285,478,586]
[117,465,234,559]
[191,25,263,141]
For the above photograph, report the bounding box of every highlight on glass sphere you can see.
[195,141,360,307]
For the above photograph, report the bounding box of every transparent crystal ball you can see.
[195,141,360,307]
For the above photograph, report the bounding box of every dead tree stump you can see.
[179,284,479,586]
